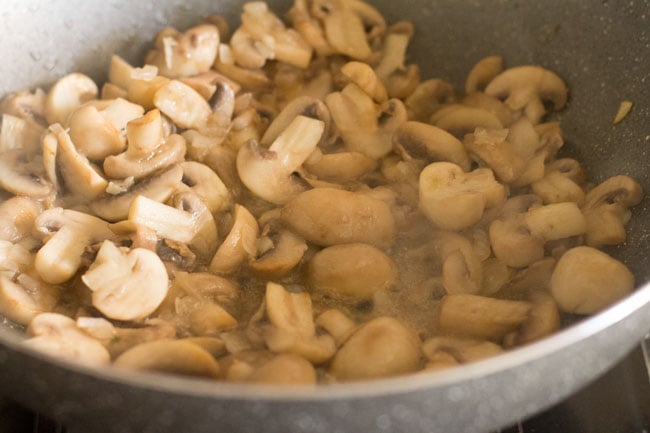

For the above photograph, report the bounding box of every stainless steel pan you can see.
[0,1,648,432]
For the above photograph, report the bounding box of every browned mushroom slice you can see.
[249,226,307,279]
[404,79,454,121]
[329,316,421,381]
[210,204,259,275]
[89,164,183,222]
[465,55,503,94]
[303,150,376,182]
[431,104,503,138]
[281,187,395,247]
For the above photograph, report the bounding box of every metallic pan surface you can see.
[0,0,649,432]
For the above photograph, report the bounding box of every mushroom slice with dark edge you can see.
[45,123,108,200]
[82,240,169,321]
[237,115,324,204]
[103,109,187,180]
[581,175,644,247]
[33,208,115,285]
[22,313,110,365]
[89,163,183,222]
[484,65,568,124]
[249,224,308,279]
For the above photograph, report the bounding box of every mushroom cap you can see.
[45,73,98,125]
[281,187,396,247]
[82,241,169,321]
[550,246,634,314]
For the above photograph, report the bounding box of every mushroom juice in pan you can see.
[0,0,643,384]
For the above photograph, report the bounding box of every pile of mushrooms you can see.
[0,0,643,384]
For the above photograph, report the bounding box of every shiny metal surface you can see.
[0,1,649,432]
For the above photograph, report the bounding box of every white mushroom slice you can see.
[489,215,545,269]
[103,110,187,180]
[281,187,396,247]
[524,202,586,241]
[485,66,568,123]
[260,96,331,149]
[114,339,221,378]
[581,175,644,247]
[45,73,98,125]
[247,353,317,385]
[374,22,412,80]
[0,149,53,198]
[263,282,336,364]
[437,294,532,341]
[173,271,239,307]
[0,197,42,242]
[76,317,117,341]
[308,243,397,301]
[286,0,333,56]
[422,336,503,364]
[249,227,308,279]
[314,309,357,346]
[209,204,259,274]
[393,121,471,171]
[240,2,313,68]
[67,104,125,160]
[0,240,32,278]
[237,115,324,204]
[128,194,217,258]
[340,61,388,103]
[34,208,115,284]
[23,313,110,365]
[431,105,503,138]
[317,0,372,60]
[0,88,47,129]
[419,162,505,231]
[329,317,421,381]
[404,79,454,122]
[146,25,220,78]
[82,240,169,321]
[463,128,527,184]
[0,275,44,325]
[303,150,377,182]
[428,232,483,295]
[189,302,238,336]
[465,55,503,94]
[550,246,634,314]
[179,161,229,213]
[508,291,560,346]
[47,123,108,200]
[325,84,407,159]
[106,323,177,358]
[229,28,274,69]
[108,55,135,90]
[531,160,586,205]
[89,164,183,222]
[0,113,44,154]
[153,80,211,130]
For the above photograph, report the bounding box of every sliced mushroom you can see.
[374,21,413,80]
[315,0,372,60]
[89,163,183,222]
[237,115,324,204]
[531,159,586,205]
[45,73,98,125]
[404,79,454,122]
[114,339,221,378]
[428,231,483,295]
[524,202,586,241]
[103,110,186,180]
[506,291,560,346]
[303,150,377,182]
[126,68,171,111]
[340,61,387,103]
[23,313,110,365]
[0,197,42,242]
[260,96,331,149]
[127,193,217,258]
[247,353,317,385]
[308,243,397,300]
[82,240,169,321]
[325,84,407,159]
[146,24,220,78]
[0,149,53,198]
[249,225,308,279]
[314,309,357,346]
[106,322,177,358]
[550,246,634,314]
[263,282,336,364]
[436,294,532,341]
[33,208,115,284]
[419,162,505,231]
[485,65,568,123]
[153,80,211,130]
[46,123,108,200]
[210,204,259,274]
[173,271,239,308]
[461,92,516,126]
[422,336,503,364]
[286,0,334,56]
[281,187,396,247]
[178,161,229,213]
[431,104,503,138]
[489,215,544,269]
[0,274,58,325]
[0,113,44,155]
[393,121,471,171]
[329,316,421,381]
[67,98,144,160]
[465,55,503,94]
[463,128,527,184]
[189,302,238,336]
[239,2,313,68]
[581,175,644,247]
[0,88,47,129]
